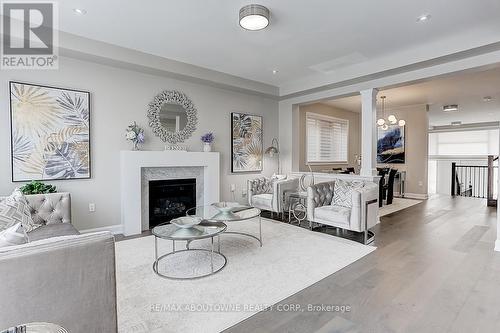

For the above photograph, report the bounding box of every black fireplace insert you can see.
[149,178,196,228]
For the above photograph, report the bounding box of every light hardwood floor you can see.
[225,195,500,333]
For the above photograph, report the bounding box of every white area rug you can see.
[115,218,375,333]
[379,198,422,217]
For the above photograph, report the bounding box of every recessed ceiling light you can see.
[272,69,278,74]
[73,8,87,15]
[417,14,431,22]
[443,104,459,112]
[483,96,493,102]
[239,4,270,31]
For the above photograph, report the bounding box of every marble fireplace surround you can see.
[120,151,220,236]
[141,167,204,231]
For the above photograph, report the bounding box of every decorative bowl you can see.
[171,216,202,229]
[212,202,241,213]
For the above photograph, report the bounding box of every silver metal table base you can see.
[223,216,263,247]
[153,237,227,280]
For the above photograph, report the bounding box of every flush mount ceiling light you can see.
[272,69,278,74]
[443,104,459,112]
[417,14,431,22]
[73,8,87,15]
[239,4,270,31]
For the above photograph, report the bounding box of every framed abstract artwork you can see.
[377,125,405,164]
[231,112,263,173]
[9,81,91,182]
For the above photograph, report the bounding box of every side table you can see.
[284,191,309,227]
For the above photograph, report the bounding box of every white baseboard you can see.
[400,193,428,200]
[80,224,123,235]
[495,240,500,252]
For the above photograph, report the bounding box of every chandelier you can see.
[377,96,405,130]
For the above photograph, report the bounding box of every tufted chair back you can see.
[0,192,72,225]
[307,181,335,206]
[249,177,273,195]
[27,192,71,225]
[307,181,335,221]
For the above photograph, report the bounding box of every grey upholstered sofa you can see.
[0,192,117,332]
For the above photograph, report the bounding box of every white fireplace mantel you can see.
[120,151,220,236]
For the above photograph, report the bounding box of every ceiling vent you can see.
[309,52,367,73]
[443,104,459,112]
[451,121,462,126]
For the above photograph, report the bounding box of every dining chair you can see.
[384,169,398,205]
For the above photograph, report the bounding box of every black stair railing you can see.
[451,159,497,201]
[487,155,498,207]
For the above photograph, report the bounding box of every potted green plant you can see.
[20,181,57,195]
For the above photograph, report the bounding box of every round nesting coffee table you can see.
[152,221,227,280]
[186,203,262,246]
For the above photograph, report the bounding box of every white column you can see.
[279,100,294,174]
[360,88,378,177]
[495,129,500,251]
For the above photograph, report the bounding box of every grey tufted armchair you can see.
[0,192,118,332]
[0,192,75,240]
[23,192,76,241]
[25,192,72,225]
[247,177,299,218]
[307,181,379,244]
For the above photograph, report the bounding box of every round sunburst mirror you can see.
[147,90,198,144]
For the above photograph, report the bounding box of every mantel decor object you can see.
[164,144,187,151]
[201,132,214,152]
[125,121,145,150]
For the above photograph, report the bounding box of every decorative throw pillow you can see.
[0,189,40,233]
[332,180,365,208]
[0,222,28,247]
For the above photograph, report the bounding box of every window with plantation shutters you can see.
[306,113,349,163]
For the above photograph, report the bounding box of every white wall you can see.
[0,57,278,231]
[430,158,490,195]
[428,129,500,196]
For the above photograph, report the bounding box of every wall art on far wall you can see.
[231,112,263,173]
[9,81,91,182]
[377,125,405,164]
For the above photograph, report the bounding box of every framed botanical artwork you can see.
[377,125,405,164]
[9,81,91,182]
[231,112,263,173]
